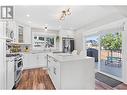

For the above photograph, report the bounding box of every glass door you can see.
[100,32,122,79]
[85,34,99,70]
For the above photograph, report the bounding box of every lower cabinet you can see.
[6,58,15,89]
[52,61,60,89]
[47,55,95,89]
[23,53,48,69]
[47,56,60,89]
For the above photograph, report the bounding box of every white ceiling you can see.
[15,6,127,31]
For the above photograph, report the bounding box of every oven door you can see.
[16,58,23,70]
[15,69,22,84]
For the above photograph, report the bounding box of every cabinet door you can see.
[7,59,14,89]
[23,54,29,69]
[37,53,44,67]
[23,26,31,44]
[18,26,24,43]
[52,60,60,89]
[38,53,48,67]
[47,56,54,80]
[28,54,37,68]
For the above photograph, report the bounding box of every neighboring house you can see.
[86,40,98,47]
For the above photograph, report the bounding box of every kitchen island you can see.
[47,53,95,90]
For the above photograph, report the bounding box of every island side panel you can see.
[60,58,95,90]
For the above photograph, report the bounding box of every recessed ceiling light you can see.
[26,14,30,17]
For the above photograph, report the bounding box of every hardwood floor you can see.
[16,68,55,90]
[15,68,127,90]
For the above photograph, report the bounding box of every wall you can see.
[31,28,59,35]
[74,30,84,52]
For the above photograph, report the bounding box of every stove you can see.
[6,54,20,57]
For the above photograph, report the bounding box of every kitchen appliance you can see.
[14,54,23,85]
[62,37,74,53]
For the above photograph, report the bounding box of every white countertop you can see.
[48,53,94,62]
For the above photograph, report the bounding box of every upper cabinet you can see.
[23,25,31,44]
[13,21,31,44]
[18,25,24,43]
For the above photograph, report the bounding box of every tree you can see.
[100,32,122,61]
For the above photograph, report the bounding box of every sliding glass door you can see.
[85,31,122,80]
[100,32,122,79]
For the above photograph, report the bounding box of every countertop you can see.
[48,53,94,62]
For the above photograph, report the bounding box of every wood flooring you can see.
[15,68,127,90]
[16,68,55,90]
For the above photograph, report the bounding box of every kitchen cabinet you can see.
[38,53,47,67]
[23,26,31,44]
[10,21,31,44]
[6,57,15,89]
[47,54,95,89]
[52,59,60,89]
[23,53,37,69]
[47,56,60,89]
[23,53,48,69]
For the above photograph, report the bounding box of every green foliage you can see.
[100,32,122,50]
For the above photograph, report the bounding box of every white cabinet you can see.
[23,53,47,69]
[47,56,60,89]
[52,59,60,89]
[6,58,15,89]
[38,53,47,67]
[23,26,31,44]
[47,55,95,89]
[11,22,31,44]
[23,53,37,69]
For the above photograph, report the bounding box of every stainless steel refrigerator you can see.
[62,37,74,53]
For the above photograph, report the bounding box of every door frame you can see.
[83,31,123,82]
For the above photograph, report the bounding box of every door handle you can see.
[54,67,56,75]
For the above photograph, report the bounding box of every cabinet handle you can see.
[54,67,56,75]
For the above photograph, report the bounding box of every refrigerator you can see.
[0,21,7,89]
[62,37,74,53]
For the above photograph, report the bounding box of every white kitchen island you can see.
[47,53,95,90]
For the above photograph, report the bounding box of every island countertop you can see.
[47,53,94,62]
[47,53,95,89]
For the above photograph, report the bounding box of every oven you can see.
[14,54,23,85]
[15,56,23,70]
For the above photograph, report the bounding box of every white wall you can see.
[74,30,84,52]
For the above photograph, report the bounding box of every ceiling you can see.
[15,6,127,31]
